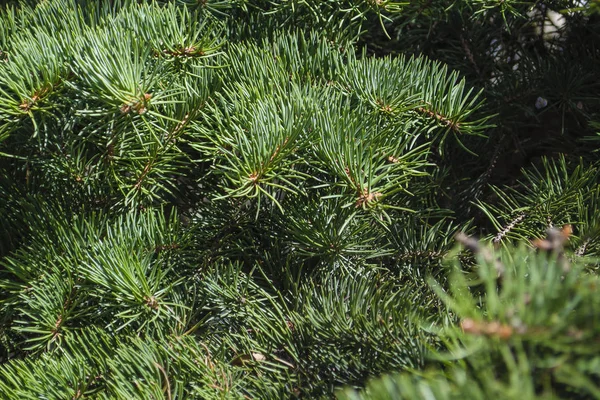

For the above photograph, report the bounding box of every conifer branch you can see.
[0,1,598,398]
[493,213,526,244]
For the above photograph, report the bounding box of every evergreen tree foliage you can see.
[0,0,598,398]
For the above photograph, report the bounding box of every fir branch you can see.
[575,238,590,257]
[415,104,462,133]
[493,212,526,244]
[460,33,481,77]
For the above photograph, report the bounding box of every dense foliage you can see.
[0,0,599,398]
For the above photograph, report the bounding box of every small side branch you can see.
[575,238,590,257]
[493,213,526,244]
[460,33,481,77]
[416,106,461,133]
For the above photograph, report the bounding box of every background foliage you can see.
[0,0,599,398]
